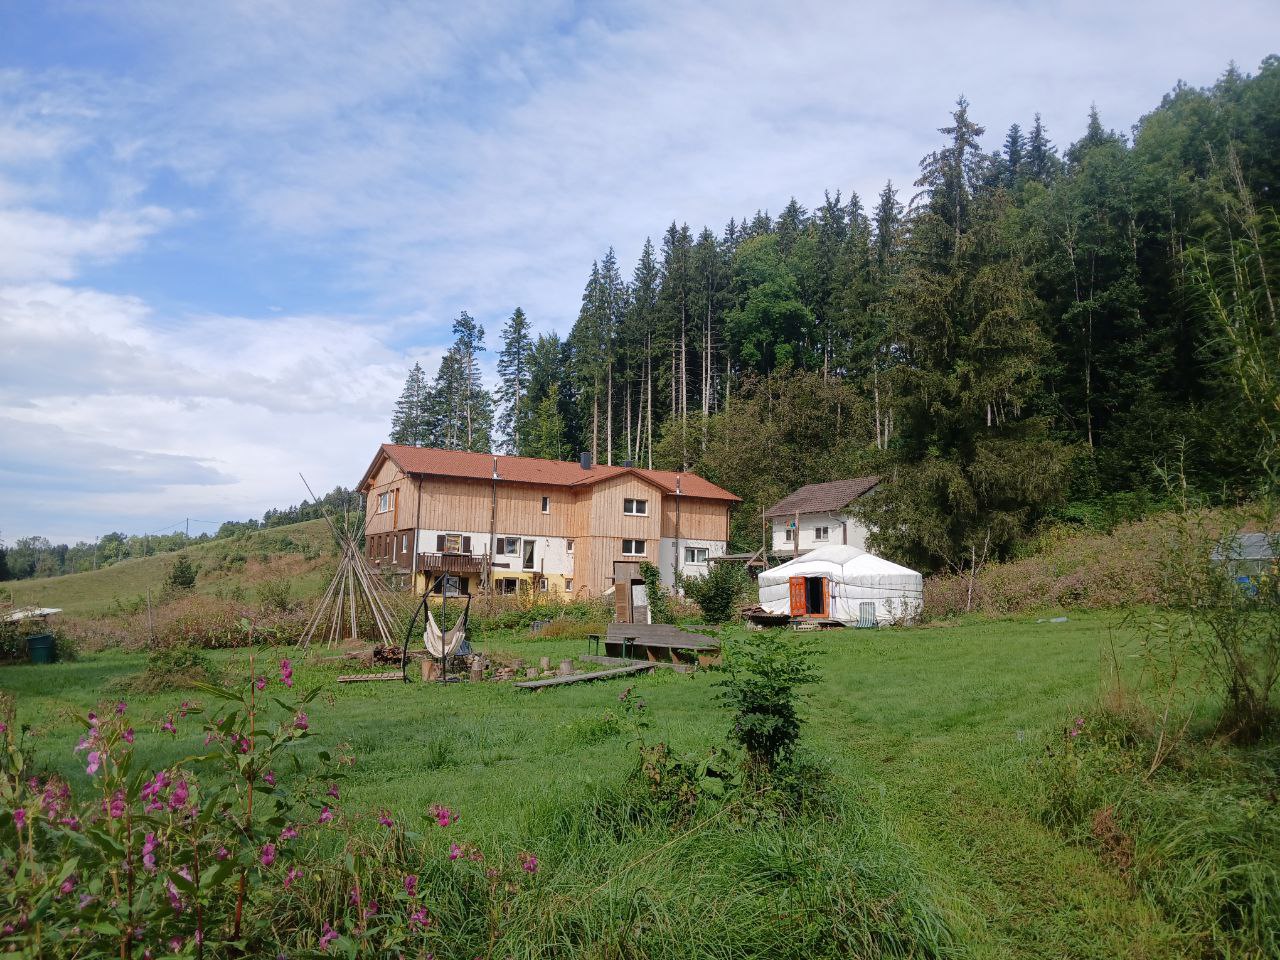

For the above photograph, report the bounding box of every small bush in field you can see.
[256,577,293,613]
[640,561,675,624]
[117,645,221,693]
[681,561,750,623]
[166,554,198,591]
[716,630,819,771]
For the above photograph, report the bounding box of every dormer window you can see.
[623,498,648,516]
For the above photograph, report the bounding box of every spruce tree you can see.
[496,307,533,453]
[389,362,428,445]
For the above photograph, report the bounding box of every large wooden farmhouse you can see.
[358,445,740,598]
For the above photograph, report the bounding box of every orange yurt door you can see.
[789,577,806,616]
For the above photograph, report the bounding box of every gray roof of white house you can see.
[1211,532,1276,562]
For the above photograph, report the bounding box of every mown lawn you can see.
[0,613,1207,958]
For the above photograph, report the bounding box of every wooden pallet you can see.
[513,662,654,690]
[582,654,694,674]
[336,671,403,683]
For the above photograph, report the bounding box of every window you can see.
[500,536,521,556]
[564,578,573,593]
[496,577,518,595]
[622,539,646,556]
[814,526,830,541]
[623,498,648,516]
[541,496,550,513]
[522,539,536,570]
[401,533,409,554]
[784,527,794,542]
[437,533,470,554]
[684,546,709,564]
[537,577,548,592]
[566,538,574,553]
[377,491,390,514]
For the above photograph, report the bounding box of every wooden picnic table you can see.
[590,623,721,668]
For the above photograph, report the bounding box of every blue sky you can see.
[1,0,1277,544]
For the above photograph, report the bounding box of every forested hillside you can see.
[400,59,1279,571]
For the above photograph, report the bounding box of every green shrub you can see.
[639,561,675,625]
[166,554,198,590]
[256,577,294,613]
[681,560,750,623]
[716,630,819,770]
[118,644,221,692]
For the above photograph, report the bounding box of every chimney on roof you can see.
[623,459,634,468]
[579,451,592,470]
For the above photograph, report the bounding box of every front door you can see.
[789,576,806,616]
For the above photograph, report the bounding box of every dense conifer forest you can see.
[392,58,1280,571]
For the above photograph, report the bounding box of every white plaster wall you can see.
[771,513,870,553]
[658,537,726,588]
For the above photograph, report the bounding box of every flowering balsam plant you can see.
[0,655,342,958]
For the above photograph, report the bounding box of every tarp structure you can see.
[757,545,923,625]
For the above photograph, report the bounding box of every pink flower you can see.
[260,843,276,867]
[280,825,298,841]
[280,659,293,688]
[293,712,309,731]
[142,833,159,872]
[115,701,128,715]
[13,808,26,829]
[255,676,266,691]
[122,728,135,745]
[168,937,183,952]
[142,771,169,803]
[85,751,101,776]
[179,701,190,717]
[77,894,95,911]
[106,791,126,819]
[408,907,430,930]
[0,722,7,735]
[326,783,340,799]
[430,804,456,827]
[215,846,230,861]
[161,717,176,735]
[59,874,76,896]
[284,866,303,890]
[87,712,98,727]
[378,812,394,829]
[169,780,190,810]
[403,874,417,896]
[318,806,333,824]
[448,842,461,861]
[520,852,539,874]
[318,922,338,951]
[263,769,276,786]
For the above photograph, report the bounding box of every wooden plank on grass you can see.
[337,672,402,683]
[513,662,654,690]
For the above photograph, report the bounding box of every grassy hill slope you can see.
[3,519,336,617]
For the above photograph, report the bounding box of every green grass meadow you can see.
[8,611,1249,958]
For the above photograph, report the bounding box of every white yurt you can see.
[757,545,923,625]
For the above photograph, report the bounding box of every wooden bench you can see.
[597,623,721,668]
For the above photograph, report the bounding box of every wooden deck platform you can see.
[336,671,403,683]
[513,662,654,690]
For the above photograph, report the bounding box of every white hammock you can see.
[424,605,469,658]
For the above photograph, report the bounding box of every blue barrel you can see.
[26,633,56,664]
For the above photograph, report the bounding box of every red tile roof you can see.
[362,445,741,502]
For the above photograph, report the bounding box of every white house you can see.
[764,477,879,556]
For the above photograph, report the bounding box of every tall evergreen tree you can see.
[496,307,533,453]
[389,362,429,445]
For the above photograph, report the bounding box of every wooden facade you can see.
[356,446,739,597]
